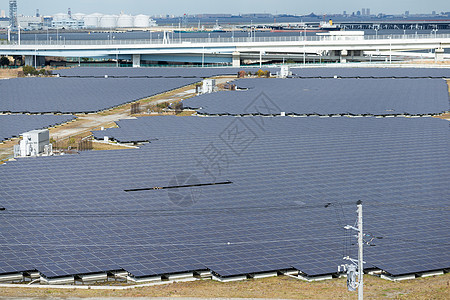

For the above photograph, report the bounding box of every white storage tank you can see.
[117,14,134,28]
[100,14,118,28]
[134,14,150,28]
[72,13,86,20]
[84,13,102,28]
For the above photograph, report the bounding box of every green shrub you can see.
[156,102,169,109]
[68,137,76,146]
[0,56,9,66]
[23,65,39,76]
[256,69,266,77]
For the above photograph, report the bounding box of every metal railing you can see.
[1,33,449,47]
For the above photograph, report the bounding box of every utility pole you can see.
[303,43,306,65]
[202,46,205,67]
[389,36,392,64]
[357,200,363,300]
[260,51,266,68]
[339,200,364,300]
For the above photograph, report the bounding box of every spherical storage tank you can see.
[117,14,134,28]
[100,15,118,28]
[134,14,150,28]
[84,13,103,28]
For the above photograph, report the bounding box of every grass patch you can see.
[0,273,449,299]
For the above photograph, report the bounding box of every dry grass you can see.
[0,274,448,299]
[0,68,20,79]
[402,60,450,65]
[0,138,19,149]
[176,110,196,116]
[92,142,135,151]
[0,138,19,163]
[434,112,450,120]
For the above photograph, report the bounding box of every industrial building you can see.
[0,17,8,28]
[9,0,17,28]
[52,12,156,29]
[17,15,42,30]
[0,7,156,30]
[51,17,84,30]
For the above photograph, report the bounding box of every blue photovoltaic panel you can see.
[0,114,76,141]
[183,78,449,116]
[53,67,274,78]
[1,116,449,279]
[290,67,450,78]
[53,67,450,79]
[0,77,199,113]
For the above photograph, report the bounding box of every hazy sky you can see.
[1,0,448,16]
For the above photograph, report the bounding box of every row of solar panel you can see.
[53,67,450,78]
[289,67,450,78]
[1,116,448,279]
[183,78,449,116]
[0,77,200,114]
[53,67,254,78]
[0,114,76,141]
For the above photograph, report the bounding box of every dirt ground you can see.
[0,273,448,299]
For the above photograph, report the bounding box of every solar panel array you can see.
[183,78,449,116]
[53,67,450,79]
[0,114,76,141]
[53,67,273,78]
[0,77,199,113]
[1,116,448,279]
[290,67,450,78]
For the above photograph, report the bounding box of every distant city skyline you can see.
[1,0,448,16]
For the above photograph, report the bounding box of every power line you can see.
[1,202,447,219]
[0,236,343,249]
[0,201,346,218]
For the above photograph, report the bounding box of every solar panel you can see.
[1,116,448,279]
[290,67,450,78]
[0,114,76,141]
[53,67,450,79]
[0,77,200,114]
[53,67,275,78]
[183,78,449,116]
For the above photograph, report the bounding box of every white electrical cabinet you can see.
[279,66,292,78]
[202,79,216,94]
[14,129,51,158]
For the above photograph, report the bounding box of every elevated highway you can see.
[0,33,449,66]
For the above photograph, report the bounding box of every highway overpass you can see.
[0,32,449,67]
